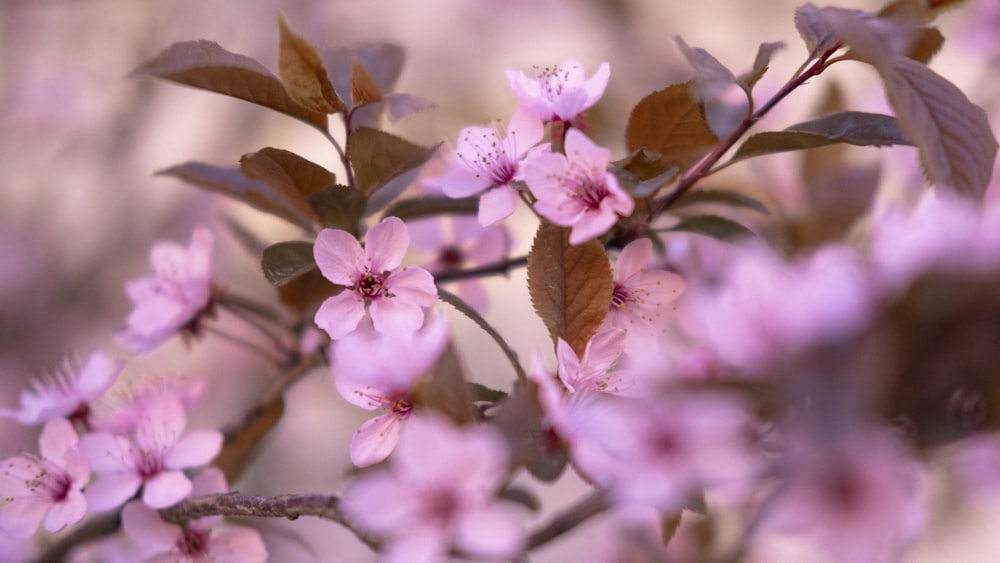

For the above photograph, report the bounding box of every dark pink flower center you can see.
[178,526,209,556]
[424,487,462,524]
[390,398,414,417]
[534,65,571,100]
[23,459,73,502]
[457,128,518,186]
[439,246,464,270]
[561,164,610,211]
[356,270,390,300]
[134,450,164,480]
[611,283,630,309]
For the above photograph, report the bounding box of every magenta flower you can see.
[313,216,438,340]
[602,239,685,343]
[332,314,451,467]
[408,216,513,311]
[0,418,89,538]
[505,59,611,123]
[79,396,222,511]
[0,351,123,427]
[523,129,634,244]
[433,109,545,226]
[556,328,630,394]
[342,414,526,563]
[116,227,215,354]
[121,468,267,563]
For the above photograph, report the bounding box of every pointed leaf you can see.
[626,82,719,175]
[384,92,435,123]
[674,189,769,215]
[491,382,568,481]
[611,148,666,181]
[498,486,541,512]
[737,41,786,91]
[632,167,680,198]
[261,241,316,286]
[527,221,613,357]
[729,111,912,164]
[129,40,327,130]
[157,162,312,229]
[306,185,366,232]
[347,126,438,196]
[414,342,475,425]
[667,214,754,242]
[381,195,479,222]
[322,43,405,106]
[794,3,837,55]
[242,147,336,197]
[674,36,735,98]
[278,14,344,114]
[467,382,508,404]
[278,268,339,313]
[350,56,384,105]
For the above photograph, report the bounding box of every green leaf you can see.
[129,40,327,131]
[157,162,314,229]
[729,112,912,165]
[381,195,479,222]
[277,14,344,114]
[667,214,754,242]
[674,189,769,215]
[306,185,366,232]
[347,127,437,196]
[526,221,613,357]
[438,288,527,383]
[626,82,719,175]
[261,241,316,286]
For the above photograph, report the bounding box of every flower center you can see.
[439,246,464,270]
[561,163,610,210]
[23,458,73,502]
[611,283,630,309]
[356,270,389,300]
[456,127,518,186]
[134,449,164,480]
[534,64,571,101]
[390,398,414,418]
[178,527,209,556]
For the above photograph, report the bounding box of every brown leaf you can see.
[625,82,719,175]
[240,148,331,227]
[415,342,475,425]
[157,161,314,229]
[130,40,327,131]
[347,126,437,196]
[350,56,384,105]
[215,397,284,482]
[527,221,613,356]
[278,268,338,313]
[277,14,344,114]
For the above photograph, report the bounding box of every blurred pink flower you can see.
[602,238,685,343]
[0,418,89,538]
[313,216,437,340]
[408,216,513,311]
[79,396,222,511]
[121,468,267,563]
[524,129,634,244]
[332,315,451,467]
[433,109,545,226]
[116,227,215,354]
[0,351,123,428]
[556,328,629,394]
[505,60,610,123]
[343,414,525,563]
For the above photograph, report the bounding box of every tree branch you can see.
[434,255,529,283]
[528,489,610,549]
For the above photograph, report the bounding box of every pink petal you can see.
[164,430,222,470]
[314,292,366,340]
[85,472,143,511]
[556,338,583,391]
[370,298,426,335]
[186,227,215,279]
[455,279,489,312]
[454,504,526,560]
[142,470,192,508]
[615,239,654,282]
[78,433,132,473]
[191,467,228,497]
[384,267,438,307]
[507,108,545,154]
[43,489,87,533]
[583,62,612,104]
[342,471,420,534]
[437,163,491,198]
[350,413,404,467]
[569,209,619,245]
[551,88,590,121]
[465,224,512,265]
[405,218,445,252]
[0,457,41,496]
[365,216,409,272]
[38,417,78,460]
[122,500,180,547]
[384,526,448,563]
[564,129,610,168]
[208,526,269,563]
[523,153,570,200]
[75,352,123,401]
[314,228,364,286]
[0,497,49,538]
[135,397,187,454]
[478,185,519,226]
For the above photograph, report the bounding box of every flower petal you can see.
[454,504,526,560]
[478,185,519,226]
[314,292,366,340]
[365,216,409,272]
[314,228,364,286]
[85,472,143,511]
[208,526,269,563]
[370,298,426,335]
[142,470,192,508]
[164,430,223,470]
[122,500,180,547]
[342,471,420,534]
[350,413,404,467]
[43,489,87,533]
[385,267,438,307]
[38,418,79,461]
[0,497,49,538]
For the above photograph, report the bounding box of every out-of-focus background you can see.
[1,0,998,561]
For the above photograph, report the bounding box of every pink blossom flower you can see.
[313,216,438,340]
[432,109,545,226]
[602,238,685,342]
[408,216,513,311]
[0,351,123,427]
[556,328,630,394]
[332,314,451,467]
[116,227,215,354]
[79,396,222,511]
[505,60,611,123]
[121,468,267,563]
[524,129,634,244]
[342,414,525,563]
[0,418,89,538]
[91,376,205,434]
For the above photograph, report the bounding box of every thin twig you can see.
[434,255,529,283]
[528,489,610,549]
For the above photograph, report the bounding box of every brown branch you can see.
[434,255,529,284]
[528,489,610,549]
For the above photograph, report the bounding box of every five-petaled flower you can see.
[116,227,216,354]
[79,395,222,511]
[556,328,630,395]
[432,109,545,226]
[602,238,685,343]
[313,216,438,340]
[0,351,123,428]
[0,418,90,538]
[524,129,634,244]
[342,414,526,563]
[332,314,451,467]
[505,60,610,124]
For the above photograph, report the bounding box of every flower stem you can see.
[434,255,529,283]
[528,489,610,549]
